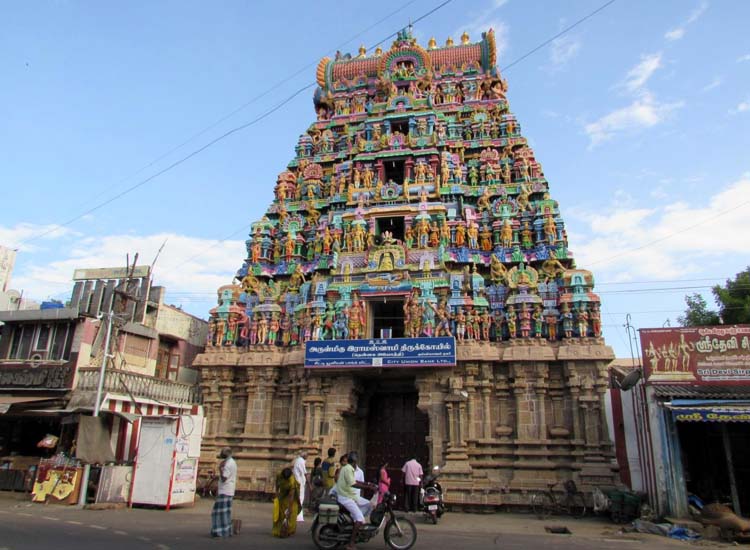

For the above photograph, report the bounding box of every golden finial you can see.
[358,45,366,58]
[428,37,437,49]
[461,31,470,45]
[446,37,454,47]
[375,46,383,56]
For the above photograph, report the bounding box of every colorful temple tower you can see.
[195,28,617,507]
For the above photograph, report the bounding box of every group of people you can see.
[209,445,426,548]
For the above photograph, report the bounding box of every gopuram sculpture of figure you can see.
[590,303,602,337]
[454,223,466,247]
[477,187,492,213]
[533,305,544,338]
[348,294,366,339]
[576,304,589,338]
[544,215,557,244]
[519,302,531,338]
[560,303,574,338]
[455,308,466,341]
[490,254,507,284]
[505,305,517,338]
[288,264,306,292]
[431,300,453,337]
[500,219,513,249]
[467,222,479,249]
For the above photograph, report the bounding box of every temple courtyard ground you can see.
[0,492,726,549]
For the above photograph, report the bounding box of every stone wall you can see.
[195,339,618,507]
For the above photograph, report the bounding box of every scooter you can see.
[312,491,417,550]
[420,466,445,524]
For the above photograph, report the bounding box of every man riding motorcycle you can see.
[334,451,376,550]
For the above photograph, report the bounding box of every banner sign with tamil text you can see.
[672,408,750,423]
[640,325,750,385]
[305,337,456,369]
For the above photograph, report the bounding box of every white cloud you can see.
[6,228,246,318]
[584,92,684,147]
[0,223,78,253]
[664,2,708,41]
[546,35,581,70]
[570,174,750,280]
[454,1,510,59]
[665,28,685,41]
[621,53,662,94]
[738,54,750,63]
[729,99,750,115]
[701,77,722,92]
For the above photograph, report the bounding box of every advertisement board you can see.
[305,337,456,369]
[640,325,750,385]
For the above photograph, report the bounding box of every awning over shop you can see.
[27,407,138,423]
[664,400,750,423]
[0,396,64,414]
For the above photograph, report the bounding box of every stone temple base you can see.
[195,339,618,508]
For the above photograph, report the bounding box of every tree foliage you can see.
[678,267,750,326]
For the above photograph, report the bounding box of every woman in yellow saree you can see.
[272,467,300,538]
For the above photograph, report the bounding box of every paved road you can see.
[0,494,721,550]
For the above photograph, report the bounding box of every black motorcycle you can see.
[312,491,417,550]
[421,466,445,524]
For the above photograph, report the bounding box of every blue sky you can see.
[1,0,749,359]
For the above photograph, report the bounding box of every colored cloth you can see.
[335,463,357,500]
[272,472,300,538]
[401,459,423,487]
[321,458,337,490]
[210,495,233,537]
[378,467,391,504]
[218,457,237,496]
[292,455,307,522]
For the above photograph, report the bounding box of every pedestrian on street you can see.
[210,447,237,538]
[401,456,423,513]
[377,462,391,504]
[292,450,308,523]
[309,457,325,511]
[334,453,348,483]
[321,447,337,494]
[352,451,365,499]
[272,467,300,538]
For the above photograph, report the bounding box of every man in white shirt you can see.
[292,450,309,522]
[210,447,237,537]
[353,460,365,499]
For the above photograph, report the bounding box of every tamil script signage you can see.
[640,325,750,385]
[305,337,456,369]
[672,407,750,423]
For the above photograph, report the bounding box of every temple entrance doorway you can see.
[363,377,429,509]
[369,298,405,338]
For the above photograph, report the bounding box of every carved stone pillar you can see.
[313,403,324,440]
[446,403,455,447]
[243,367,258,434]
[481,387,492,439]
[535,386,548,441]
[458,403,467,446]
[261,368,276,435]
[303,403,312,441]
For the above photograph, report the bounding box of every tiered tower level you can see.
[196,29,617,508]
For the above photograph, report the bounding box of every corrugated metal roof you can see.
[652,384,750,399]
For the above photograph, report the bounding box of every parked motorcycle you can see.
[420,466,445,524]
[312,491,417,550]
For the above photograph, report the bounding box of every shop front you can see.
[639,325,750,517]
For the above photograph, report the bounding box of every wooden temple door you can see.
[365,389,429,509]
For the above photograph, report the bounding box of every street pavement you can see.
[0,492,726,550]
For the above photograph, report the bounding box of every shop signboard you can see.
[305,337,456,369]
[640,325,750,385]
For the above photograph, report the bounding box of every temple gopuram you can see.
[195,28,617,508]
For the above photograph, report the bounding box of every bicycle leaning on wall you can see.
[530,480,587,519]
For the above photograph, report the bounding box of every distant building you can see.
[0,265,207,491]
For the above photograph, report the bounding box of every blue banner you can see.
[304,337,456,369]
[672,407,750,423]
